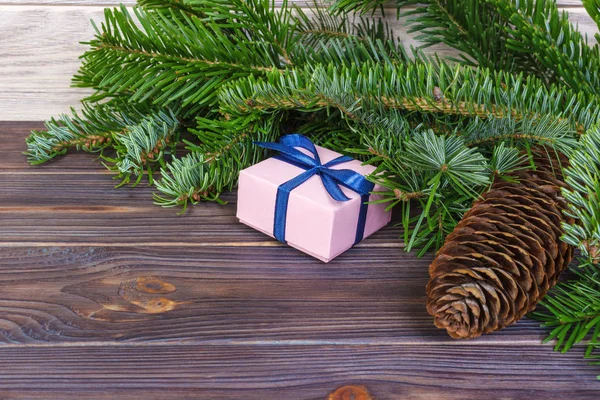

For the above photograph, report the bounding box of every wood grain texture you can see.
[0,345,597,399]
[0,3,597,120]
[0,173,407,246]
[0,244,564,345]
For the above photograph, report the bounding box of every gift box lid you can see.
[241,145,377,207]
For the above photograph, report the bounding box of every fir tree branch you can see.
[138,0,213,18]
[561,126,600,265]
[219,62,598,134]
[331,0,387,15]
[488,0,600,96]
[25,101,162,164]
[365,127,490,254]
[74,2,299,117]
[96,42,274,73]
[153,151,229,212]
[462,114,578,155]
[105,111,180,187]
[583,0,600,37]
[154,113,282,209]
[531,265,600,359]
[295,1,395,46]
[336,0,600,96]
[333,0,541,75]
[74,0,406,120]
[400,0,516,69]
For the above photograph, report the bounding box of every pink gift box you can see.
[237,142,392,262]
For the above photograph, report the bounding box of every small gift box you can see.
[237,134,391,262]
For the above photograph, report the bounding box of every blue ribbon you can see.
[255,134,375,245]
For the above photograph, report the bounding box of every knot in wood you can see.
[328,385,373,400]
[118,276,183,314]
[130,297,179,314]
[134,277,177,294]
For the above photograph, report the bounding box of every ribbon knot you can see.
[255,134,375,244]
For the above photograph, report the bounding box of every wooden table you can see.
[1,122,598,399]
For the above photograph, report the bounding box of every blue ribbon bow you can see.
[255,134,375,244]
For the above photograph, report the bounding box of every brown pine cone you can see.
[426,151,574,339]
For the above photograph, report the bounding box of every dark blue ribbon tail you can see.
[354,193,370,244]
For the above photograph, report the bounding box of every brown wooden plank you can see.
[0,123,403,246]
[0,245,565,345]
[0,344,596,399]
[0,121,109,172]
[0,176,404,245]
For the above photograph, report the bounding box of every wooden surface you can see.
[1,122,599,398]
[0,1,598,120]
